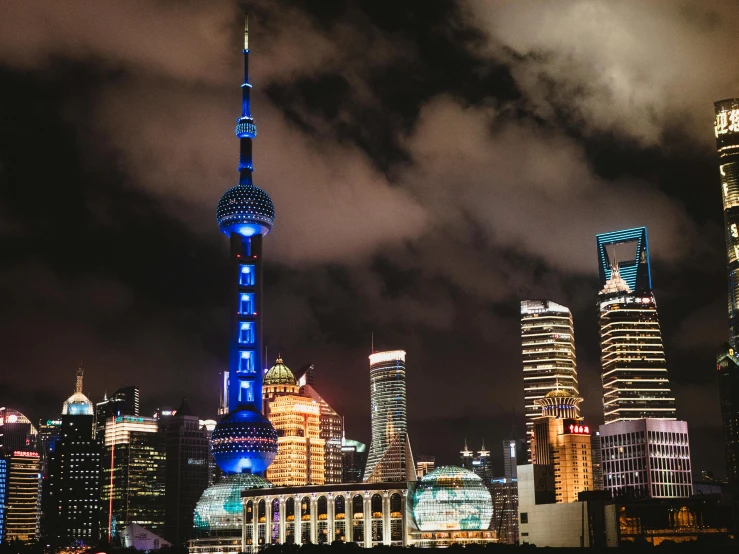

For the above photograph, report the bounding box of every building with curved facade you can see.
[364,351,415,483]
[521,300,579,459]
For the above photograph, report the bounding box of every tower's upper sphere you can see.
[217,184,275,237]
[210,405,278,475]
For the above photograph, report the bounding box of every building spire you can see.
[75,363,84,394]
[236,3,257,187]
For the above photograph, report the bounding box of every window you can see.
[239,351,255,374]
[520,513,528,524]
[239,293,255,315]
[239,322,255,345]
[239,380,253,403]
[239,265,256,286]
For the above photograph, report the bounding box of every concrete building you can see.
[599,418,692,499]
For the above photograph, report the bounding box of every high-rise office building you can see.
[96,386,140,437]
[266,392,325,486]
[45,369,101,544]
[0,408,40,543]
[716,345,739,508]
[491,478,518,545]
[163,400,209,545]
[302,384,343,484]
[714,98,739,514]
[597,263,676,423]
[596,228,675,424]
[364,350,415,482]
[599,419,692,498]
[503,439,526,480]
[531,390,592,503]
[416,455,435,479]
[521,300,579,459]
[472,442,494,491]
[4,450,41,542]
[715,98,739,348]
[459,440,474,470]
[102,415,165,541]
[590,432,603,490]
[341,438,366,483]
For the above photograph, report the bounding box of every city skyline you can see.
[0,0,737,478]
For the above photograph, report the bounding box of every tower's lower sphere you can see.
[211,406,278,475]
[412,466,493,531]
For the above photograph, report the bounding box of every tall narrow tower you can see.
[364,350,415,482]
[520,300,579,460]
[210,8,278,476]
[596,229,676,424]
[714,99,739,511]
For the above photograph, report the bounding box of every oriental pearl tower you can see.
[209,7,278,477]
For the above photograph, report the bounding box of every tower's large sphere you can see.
[216,184,275,236]
[210,406,278,475]
[412,466,493,531]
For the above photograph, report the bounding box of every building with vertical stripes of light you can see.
[597,262,676,424]
[364,350,415,482]
[521,300,579,459]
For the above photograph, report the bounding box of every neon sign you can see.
[568,424,590,435]
[716,109,739,136]
[13,451,39,458]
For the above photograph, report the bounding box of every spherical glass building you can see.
[193,473,272,536]
[412,466,493,531]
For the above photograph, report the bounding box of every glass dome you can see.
[263,358,296,386]
[62,392,94,416]
[412,465,493,531]
[193,473,272,536]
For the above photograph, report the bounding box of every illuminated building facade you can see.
[102,415,165,540]
[598,258,676,424]
[341,439,366,483]
[96,386,140,437]
[0,458,5,543]
[4,450,41,542]
[531,390,592,503]
[715,98,739,519]
[266,394,325,486]
[46,414,101,543]
[0,408,40,543]
[491,478,518,544]
[590,432,603,490]
[163,400,209,545]
[239,476,497,551]
[503,439,526,479]
[415,455,435,479]
[207,7,278,480]
[301,381,343,484]
[459,440,473,469]
[521,300,579,459]
[599,418,692,499]
[364,351,415,483]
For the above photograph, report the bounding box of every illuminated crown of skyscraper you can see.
[62,365,94,416]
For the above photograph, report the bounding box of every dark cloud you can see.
[0,0,732,472]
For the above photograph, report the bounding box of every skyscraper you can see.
[46,369,101,544]
[0,408,40,543]
[521,300,579,458]
[364,350,415,482]
[208,8,278,479]
[96,386,140,438]
[341,438,366,483]
[597,257,675,423]
[530,390,592,503]
[502,439,526,480]
[302,384,343,484]
[102,415,166,541]
[163,400,209,545]
[714,98,739,514]
[416,455,435,479]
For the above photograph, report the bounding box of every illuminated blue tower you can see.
[596,227,652,293]
[210,10,278,476]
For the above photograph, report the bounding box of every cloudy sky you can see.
[0,0,737,473]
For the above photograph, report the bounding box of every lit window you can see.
[239,351,255,374]
[239,322,255,345]
[239,293,255,315]
[240,265,256,286]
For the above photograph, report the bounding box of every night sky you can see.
[0,0,736,476]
